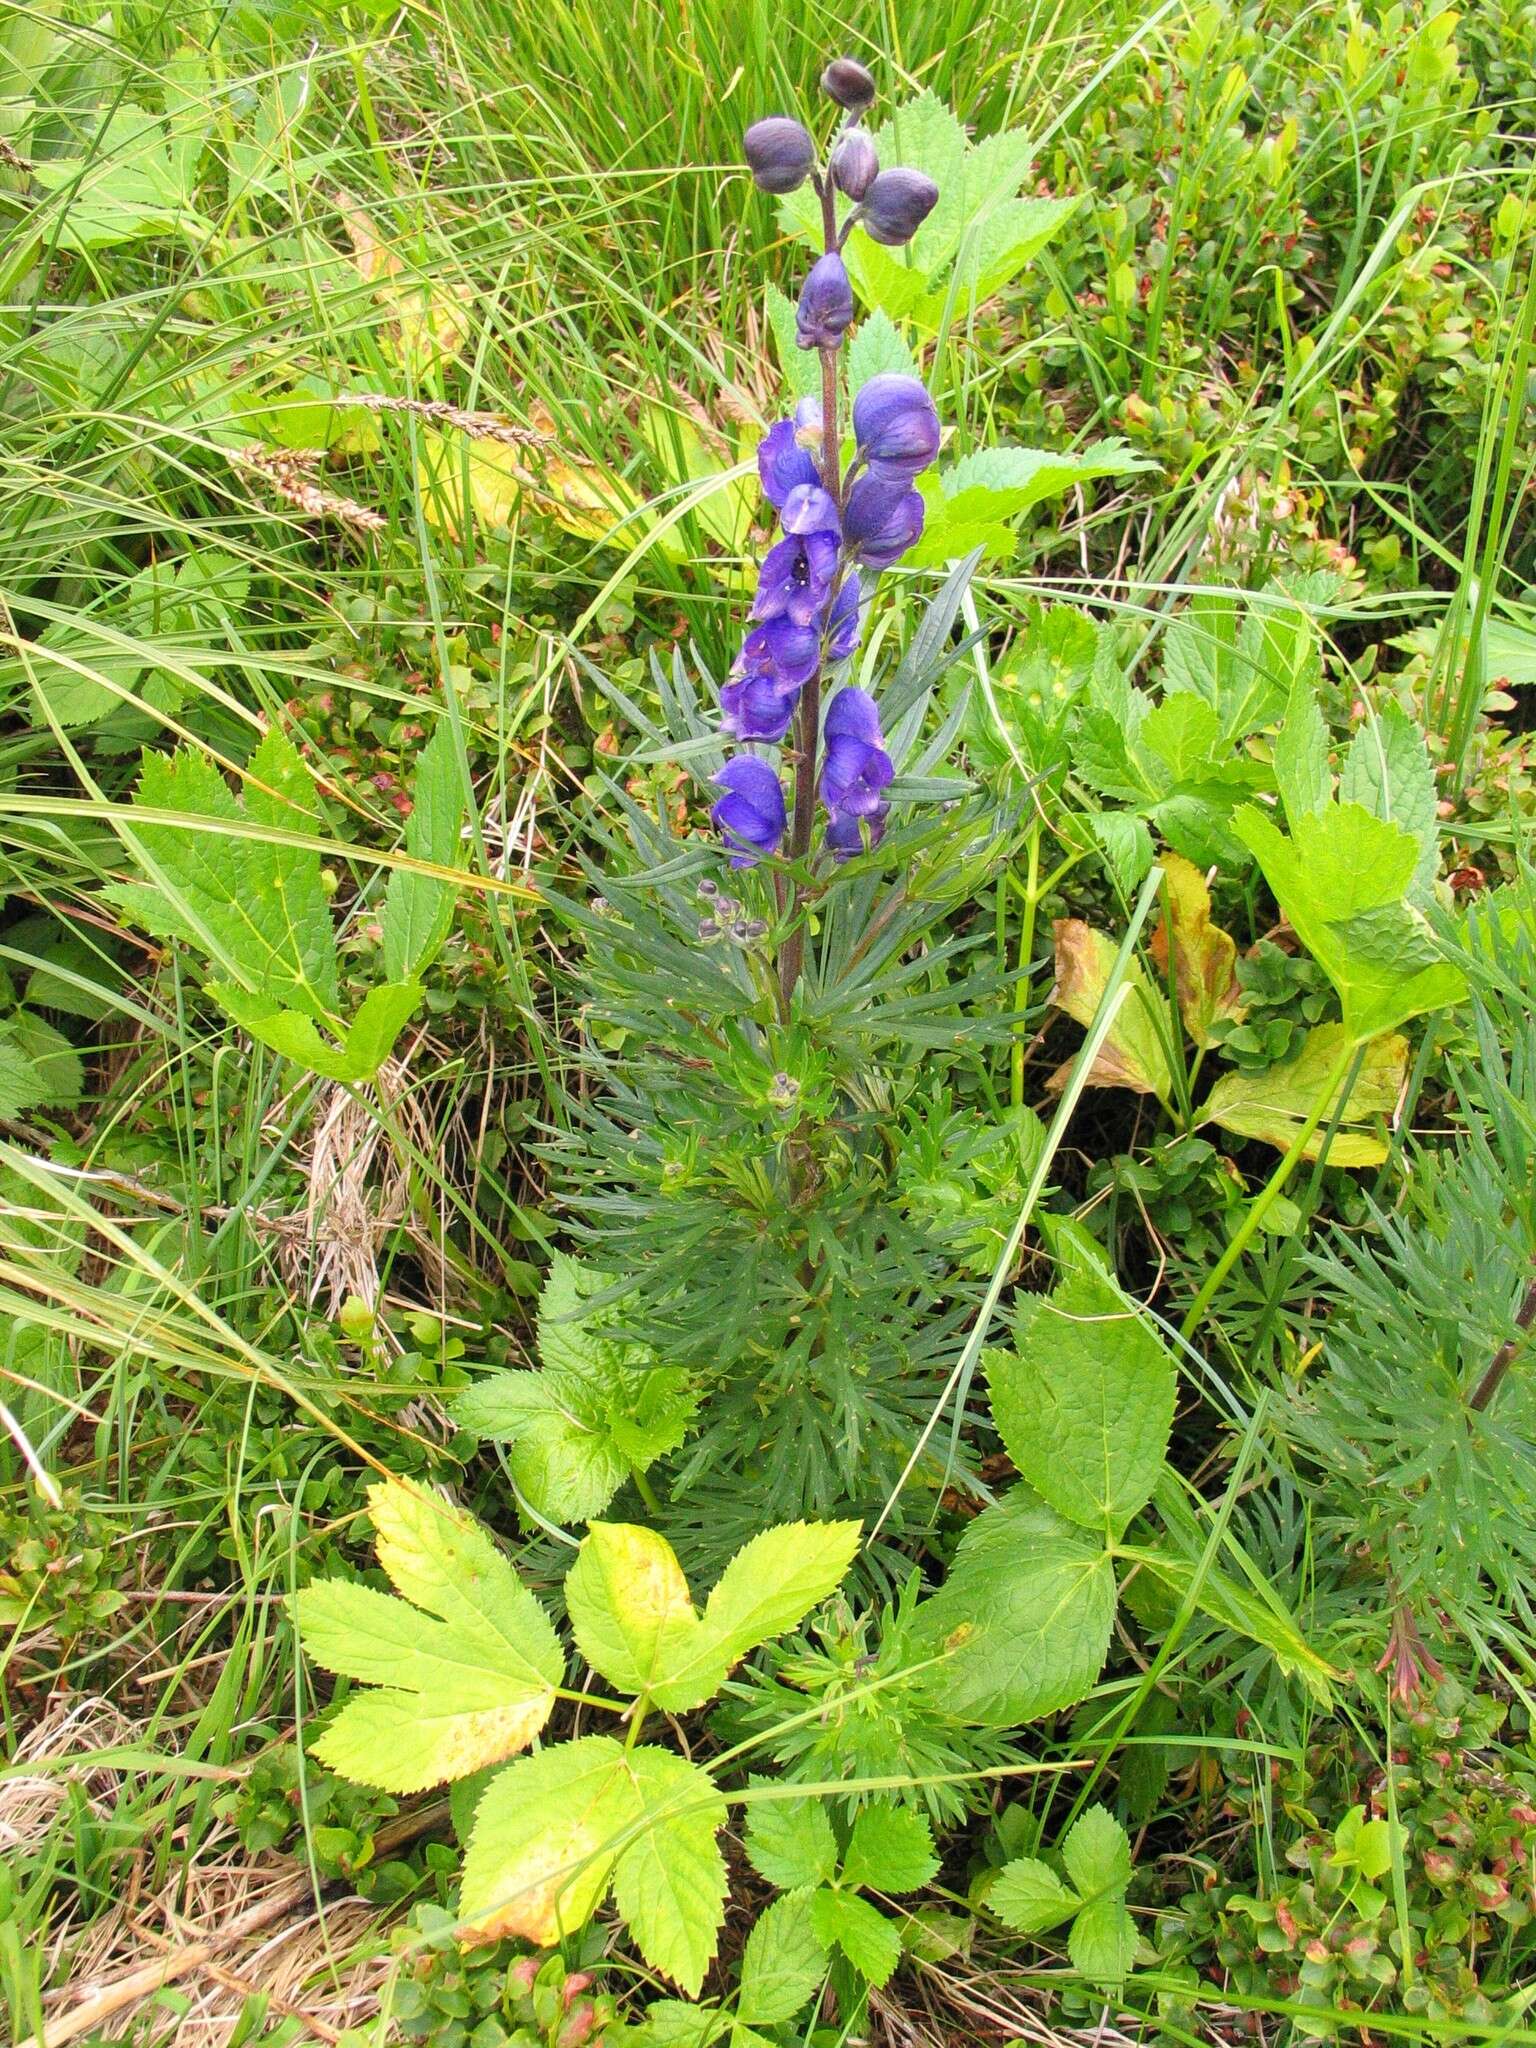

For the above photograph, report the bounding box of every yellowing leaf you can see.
[567,1523,698,1698]
[339,196,470,370]
[1148,854,1244,1048]
[290,1478,563,1793]
[1203,1023,1407,1166]
[459,1735,641,1944]
[416,426,642,545]
[1048,919,1176,1102]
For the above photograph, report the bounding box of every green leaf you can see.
[1338,702,1438,898]
[913,1495,1117,1725]
[987,1264,1177,1537]
[383,721,466,980]
[744,1793,839,1892]
[909,442,1147,569]
[1204,1023,1408,1166]
[848,309,917,391]
[215,977,423,1083]
[990,1858,1079,1934]
[0,1013,82,1114]
[1273,673,1331,827]
[1062,1805,1132,1900]
[458,1733,641,1943]
[29,104,210,250]
[1068,1896,1139,1985]
[737,1892,828,2025]
[1232,800,1466,1039]
[629,2003,727,2048]
[291,1478,562,1794]
[841,1805,939,1895]
[615,1748,730,1996]
[764,286,821,402]
[808,1888,902,1988]
[566,1522,698,1699]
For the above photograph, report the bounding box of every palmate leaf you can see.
[460,1735,728,1995]
[291,1479,562,1793]
[909,442,1150,569]
[987,1263,1177,1538]
[565,1519,860,1713]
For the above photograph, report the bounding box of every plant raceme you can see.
[715,75,941,880]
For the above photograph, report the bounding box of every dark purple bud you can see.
[744,117,816,194]
[796,251,855,351]
[852,373,941,479]
[860,166,939,246]
[830,130,878,200]
[821,57,876,111]
[843,473,925,568]
[711,756,787,866]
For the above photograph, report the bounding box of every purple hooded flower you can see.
[796,251,855,351]
[852,373,941,481]
[843,472,925,568]
[820,686,894,857]
[752,529,840,628]
[711,756,787,865]
[719,668,799,744]
[757,418,819,509]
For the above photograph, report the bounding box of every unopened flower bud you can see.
[744,117,816,194]
[796,251,855,350]
[831,129,878,200]
[860,166,939,245]
[822,57,876,111]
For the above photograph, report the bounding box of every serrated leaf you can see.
[1273,673,1330,826]
[614,1748,730,1995]
[988,1265,1177,1537]
[913,1495,1116,1725]
[808,1888,902,1987]
[383,720,466,980]
[990,1857,1079,1933]
[1047,919,1176,1103]
[215,977,422,1082]
[566,1522,697,1698]
[1204,1023,1407,1166]
[1232,801,1466,1040]
[744,1793,839,1891]
[1068,1896,1139,1984]
[765,285,822,402]
[848,309,917,391]
[738,1891,828,2025]
[909,441,1147,569]
[841,1804,939,1894]
[1063,1805,1132,1900]
[1148,854,1243,1048]
[458,1733,641,1943]
[291,1479,562,1793]
[1338,702,1438,898]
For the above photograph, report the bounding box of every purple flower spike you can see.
[852,373,941,481]
[821,685,894,858]
[843,473,925,568]
[752,529,840,628]
[757,418,819,509]
[712,756,787,866]
[720,671,799,744]
[796,251,855,351]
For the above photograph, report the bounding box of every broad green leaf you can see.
[615,1748,730,1995]
[650,1519,861,1712]
[1203,1023,1408,1166]
[566,1522,697,1699]
[1272,673,1331,826]
[1062,1805,1132,1900]
[629,2003,727,2048]
[765,285,821,402]
[910,442,1147,569]
[988,1265,1177,1537]
[913,1496,1116,1725]
[459,1734,641,1943]
[743,1793,839,1891]
[808,1888,902,1988]
[990,1857,1079,1933]
[215,977,423,1083]
[1148,854,1243,1048]
[915,195,1081,329]
[1232,801,1466,1039]
[452,1254,696,1521]
[383,721,466,980]
[29,104,210,250]
[0,1014,81,1115]
[738,1891,827,2025]
[1339,702,1438,898]
[1089,810,1156,897]
[1069,1896,1139,1984]
[848,309,917,391]
[841,1804,939,1895]
[291,1479,562,1793]
[1047,919,1176,1104]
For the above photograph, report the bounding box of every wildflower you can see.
[843,472,925,568]
[830,130,878,200]
[757,417,819,507]
[820,686,894,857]
[852,373,941,480]
[821,56,876,110]
[711,756,787,866]
[859,167,939,246]
[744,117,816,193]
[796,251,855,351]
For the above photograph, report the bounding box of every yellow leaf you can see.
[1148,853,1244,1048]
[1048,919,1176,1102]
[1204,1024,1407,1165]
[416,425,642,544]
